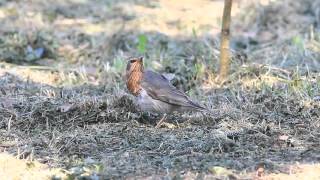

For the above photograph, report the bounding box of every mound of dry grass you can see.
[1,69,319,178]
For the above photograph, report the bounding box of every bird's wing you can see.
[161,73,175,81]
[141,70,205,109]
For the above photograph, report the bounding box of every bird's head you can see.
[126,56,144,76]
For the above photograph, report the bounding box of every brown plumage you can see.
[126,57,209,127]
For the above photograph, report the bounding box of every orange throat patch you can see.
[126,69,143,96]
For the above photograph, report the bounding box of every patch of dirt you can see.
[0,153,66,179]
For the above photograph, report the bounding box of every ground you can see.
[0,0,320,179]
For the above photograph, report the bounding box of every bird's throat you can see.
[127,69,143,96]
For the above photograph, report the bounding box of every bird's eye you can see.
[130,59,137,63]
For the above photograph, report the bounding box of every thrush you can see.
[126,57,209,127]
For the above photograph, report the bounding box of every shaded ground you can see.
[0,0,320,179]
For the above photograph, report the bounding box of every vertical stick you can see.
[218,0,233,81]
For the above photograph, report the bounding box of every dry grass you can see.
[0,0,320,179]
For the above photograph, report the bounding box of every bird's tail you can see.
[188,99,221,117]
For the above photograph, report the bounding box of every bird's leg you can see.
[155,113,167,128]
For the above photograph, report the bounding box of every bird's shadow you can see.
[135,111,219,127]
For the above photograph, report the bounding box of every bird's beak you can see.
[138,56,143,62]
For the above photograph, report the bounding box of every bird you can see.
[126,56,211,127]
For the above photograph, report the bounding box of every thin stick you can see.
[218,0,233,81]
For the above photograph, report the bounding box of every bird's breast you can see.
[136,89,173,114]
[126,71,143,96]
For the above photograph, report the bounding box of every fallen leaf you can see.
[209,166,232,176]
[256,167,264,177]
[279,135,289,141]
[59,103,74,112]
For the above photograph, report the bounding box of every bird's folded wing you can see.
[141,70,205,109]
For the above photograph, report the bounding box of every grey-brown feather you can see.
[141,70,206,112]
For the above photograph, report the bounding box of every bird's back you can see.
[140,70,206,112]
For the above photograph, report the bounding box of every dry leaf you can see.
[256,167,264,177]
[279,135,289,141]
[59,103,74,112]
